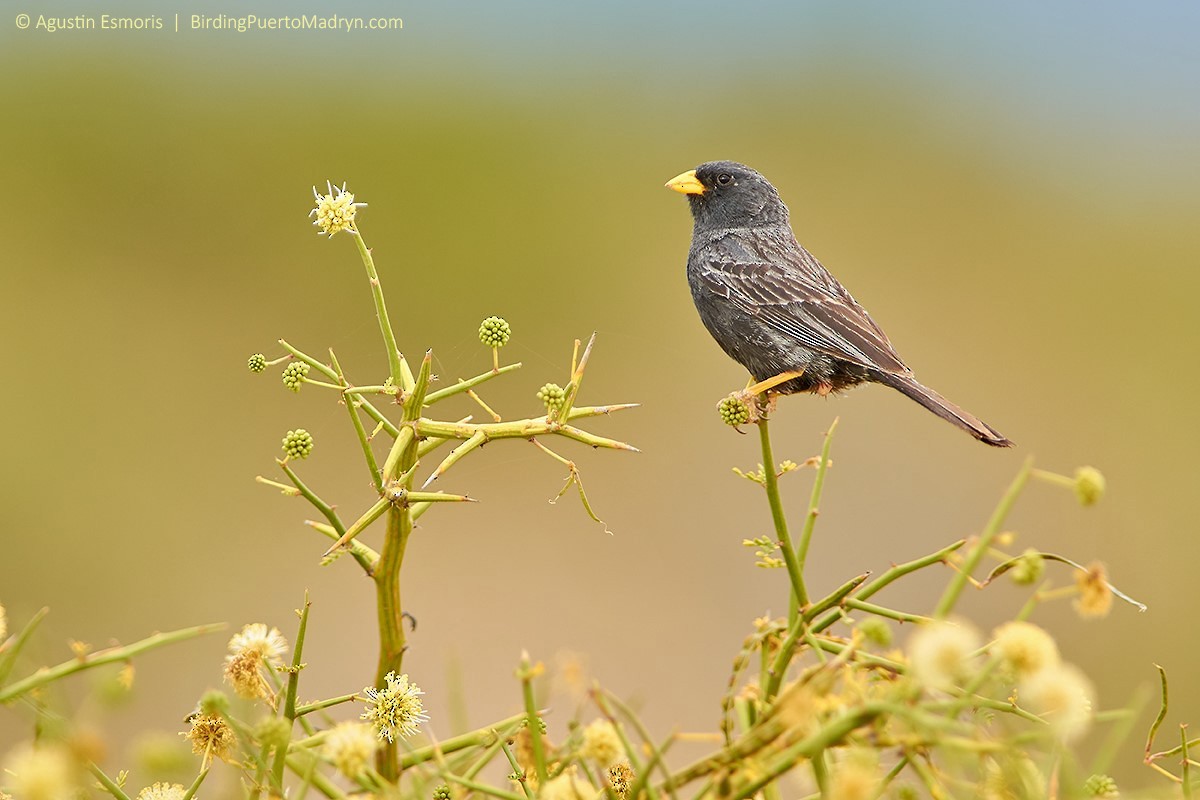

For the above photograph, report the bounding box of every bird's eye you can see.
[716,173,734,186]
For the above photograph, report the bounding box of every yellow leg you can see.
[743,370,805,398]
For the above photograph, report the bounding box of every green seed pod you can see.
[282,429,315,459]
[717,395,751,426]
[478,316,512,347]
[282,361,310,392]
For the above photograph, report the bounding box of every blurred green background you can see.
[2,0,1198,789]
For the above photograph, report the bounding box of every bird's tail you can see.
[874,372,1014,447]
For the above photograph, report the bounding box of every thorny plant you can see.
[0,181,1177,800]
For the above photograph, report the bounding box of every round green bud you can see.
[433,785,452,800]
[537,382,566,414]
[1074,466,1106,507]
[1009,548,1045,586]
[283,429,315,460]
[478,316,512,347]
[1083,774,1119,798]
[255,715,293,749]
[717,395,751,427]
[247,353,267,373]
[199,689,230,716]
[856,616,892,647]
[282,361,310,392]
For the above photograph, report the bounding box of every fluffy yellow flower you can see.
[908,620,981,691]
[323,722,378,778]
[310,181,366,238]
[581,719,622,768]
[1020,663,1095,742]
[540,768,589,800]
[993,622,1060,677]
[2,744,80,800]
[361,671,429,742]
[137,782,187,800]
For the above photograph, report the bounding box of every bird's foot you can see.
[743,370,805,398]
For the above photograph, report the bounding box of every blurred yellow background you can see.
[2,1,1198,789]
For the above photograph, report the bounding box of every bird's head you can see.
[665,161,789,231]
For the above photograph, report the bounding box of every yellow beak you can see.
[665,169,705,195]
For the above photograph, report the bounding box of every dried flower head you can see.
[137,782,187,800]
[1074,562,1114,619]
[907,620,980,691]
[1019,663,1095,742]
[993,621,1060,678]
[581,719,622,768]
[323,722,379,778]
[607,763,634,799]
[184,712,237,765]
[310,181,366,238]
[2,743,80,800]
[223,623,288,701]
[1074,466,1106,506]
[361,671,429,742]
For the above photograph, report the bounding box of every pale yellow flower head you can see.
[310,181,366,238]
[828,750,880,800]
[1019,662,1095,742]
[137,782,187,800]
[908,620,981,691]
[361,671,429,742]
[581,719,622,768]
[993,621,1060,677]
[323,722,379,778]
[2,743,80,800]
[228,623,288,662]
[0,602,7,641]
[540,768,590,800]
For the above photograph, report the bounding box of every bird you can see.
[666,160,1013,447]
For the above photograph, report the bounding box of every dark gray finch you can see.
[667,160,1012,447]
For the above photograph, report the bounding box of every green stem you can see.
[331,349,384,493]
[424,362,523,404]
[933,457,1034,618]
[796,418,837,577]
[756,415,808,610]
[0,623,224,702]
[0,606,49,684]
[352,230,409,391]
[374,355,431,780]
[270,593,312,788]
[295,692,358,717]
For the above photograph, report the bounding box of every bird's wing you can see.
[697,233,910,375]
